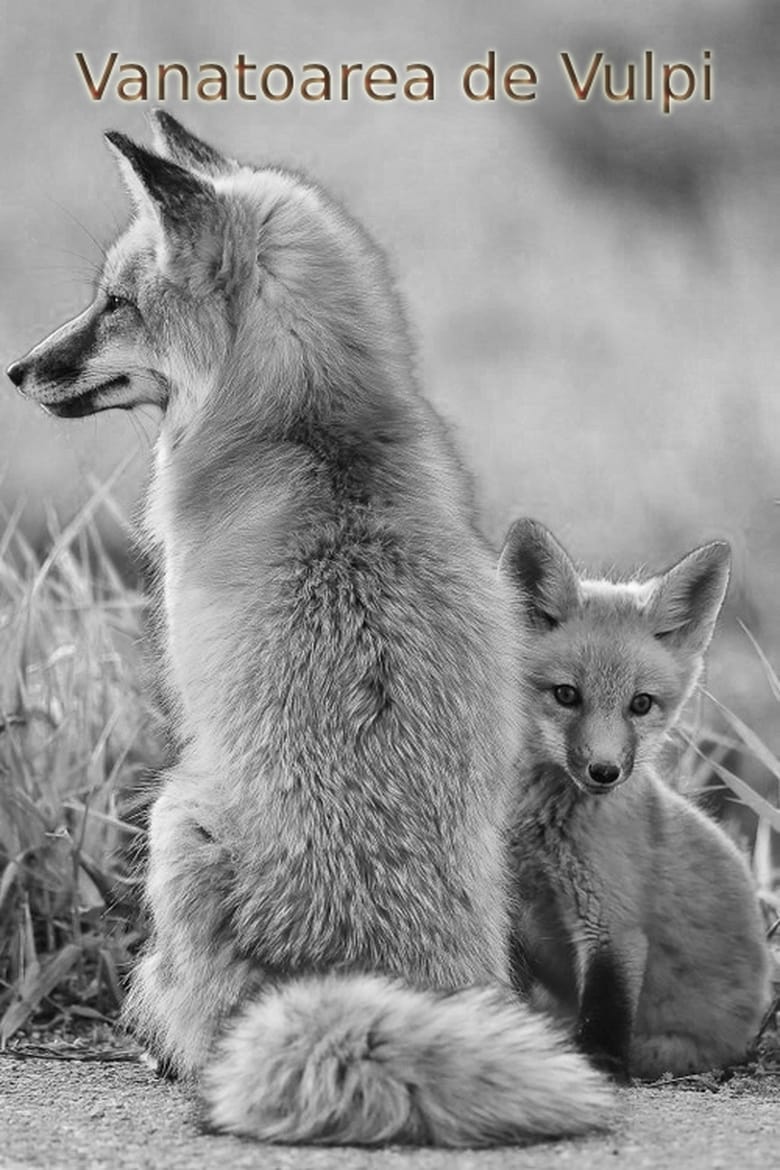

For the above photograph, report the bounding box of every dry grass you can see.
[0,478,166,1047]
[0,478,777,1063]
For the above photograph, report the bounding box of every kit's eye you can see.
[629,692,653,716]
[553,684,582,708]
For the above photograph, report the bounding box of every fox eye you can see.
[553,684,582,708]
[629,693,653,716]
[104,293,128,314]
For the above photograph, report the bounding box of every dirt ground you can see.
[0,1055,778,1170]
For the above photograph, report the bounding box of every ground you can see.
[1,1054,778,1170]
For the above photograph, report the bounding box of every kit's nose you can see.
[588,762,621,787]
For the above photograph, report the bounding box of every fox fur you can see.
[7,114,610,1146]
[500,518,772,1081]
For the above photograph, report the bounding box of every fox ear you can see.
[105,131,217,231]
[149,110,236,177]
[647,541,731,652]
[499,518,580,627]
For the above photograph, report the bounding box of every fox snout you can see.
[568,740,635,795]
[7,354,38,398]
[6,359,25,388]
[5,297,162,418]
[586,761,622,789]
[6,304,104,416]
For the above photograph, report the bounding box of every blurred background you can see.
[1,0,779,746]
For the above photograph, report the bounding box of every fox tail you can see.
[202,973,612,1147]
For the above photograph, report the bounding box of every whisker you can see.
[44,195,108,263]
[50,247,102,276]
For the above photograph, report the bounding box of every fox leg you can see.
[629,1031,728,1080]
[626,964,767,1071]
[124,778,259,1078]
[574,930,648,1082]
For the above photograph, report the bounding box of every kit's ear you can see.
[646,541,731,653]
[499,518,580,628]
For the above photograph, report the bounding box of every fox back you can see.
[7,117,613,1145]
[9,109,524,990]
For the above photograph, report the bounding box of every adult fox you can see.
[7,115,609,1145]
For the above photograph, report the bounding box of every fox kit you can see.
[500,518,771,1081]
[6,116,610,1145]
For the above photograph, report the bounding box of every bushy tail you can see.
[203,973,612,1147]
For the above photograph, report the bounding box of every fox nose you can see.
[6,360,25,387]
[588,762,621,787]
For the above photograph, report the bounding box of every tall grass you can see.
[0,479,777,1056]
[0,481,166,1047]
